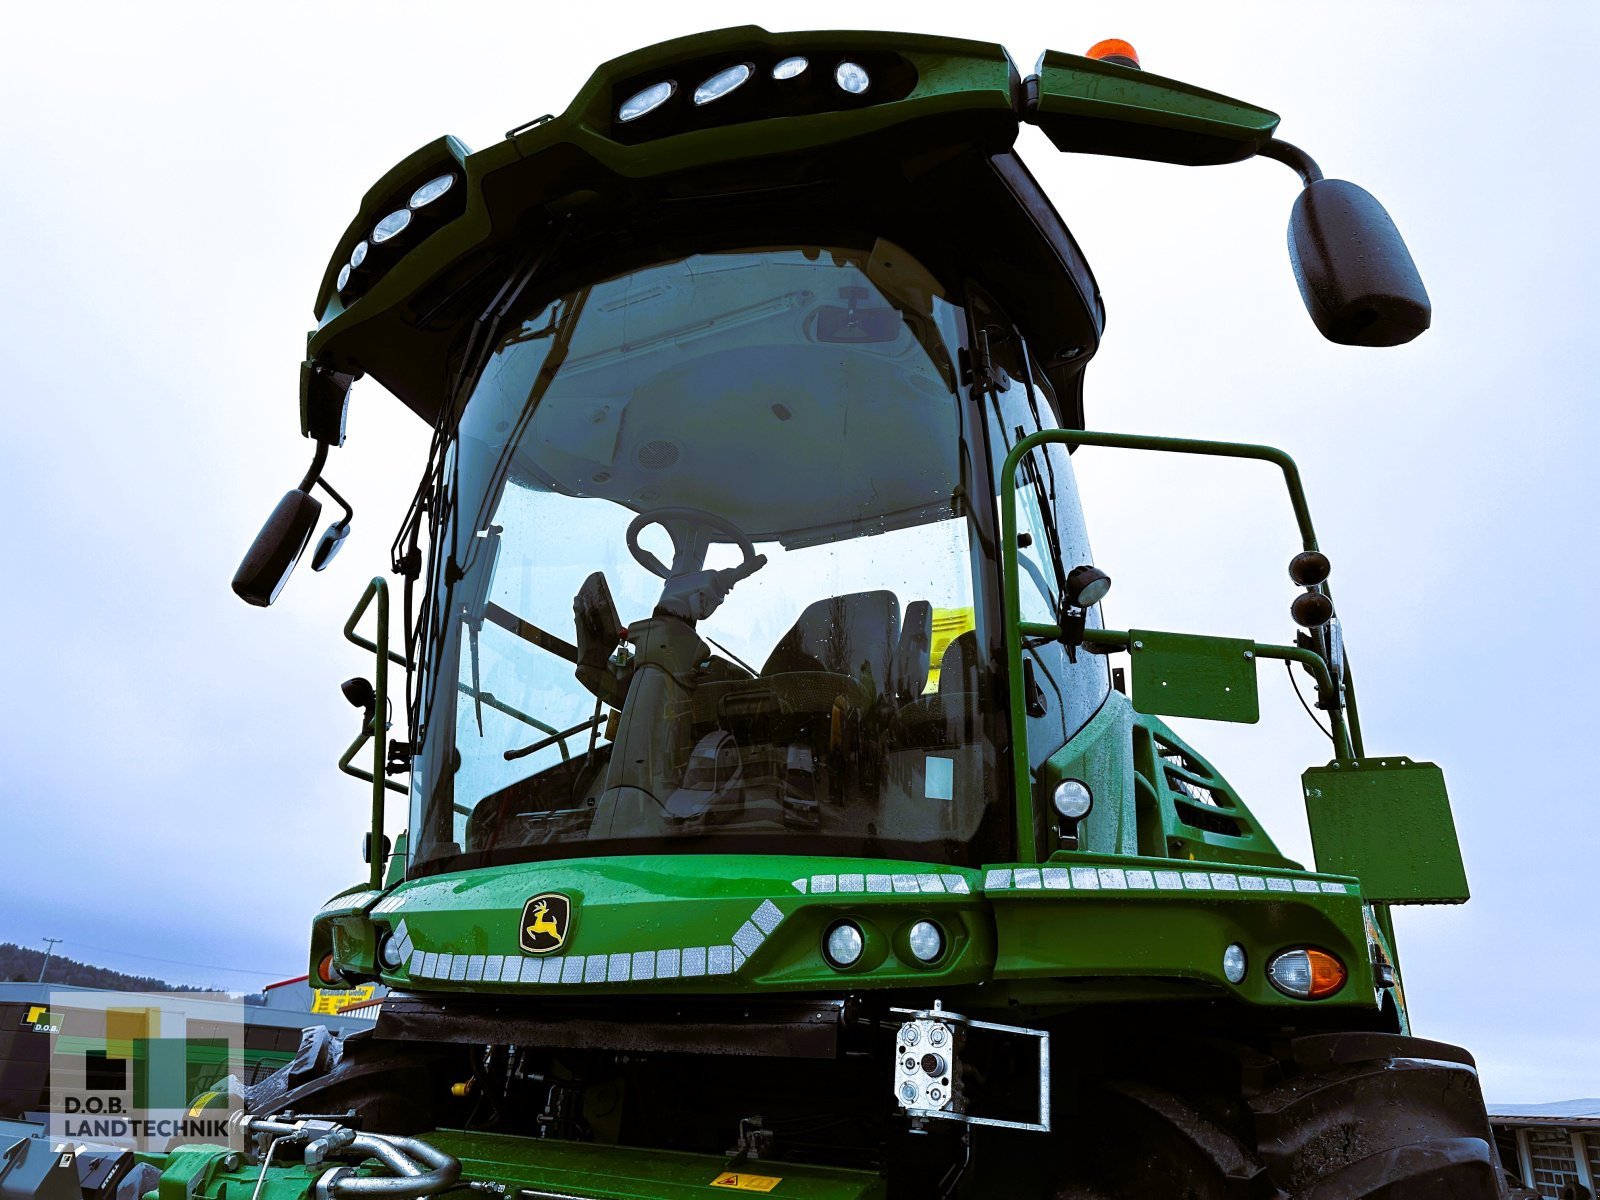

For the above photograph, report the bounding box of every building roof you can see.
[1489,1099,1600,1127]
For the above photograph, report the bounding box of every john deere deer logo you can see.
[519,893,572,954]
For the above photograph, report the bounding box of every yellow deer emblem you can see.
[527,901,560,941]
[518,892,571,954]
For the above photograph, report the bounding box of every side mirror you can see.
[232,488,322,606]
[1288,179,1431,346]
[311,520,351,571]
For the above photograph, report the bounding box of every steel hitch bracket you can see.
[890,1001,1051,1134]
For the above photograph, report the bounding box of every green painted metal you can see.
[310,882,381,981]
[985,854,1372,1006]
[1128,630,1260,723]
[1130,713,1294,869]
[1035,690,1138,857]
[365,854,994,995]
[1030,50,1281,166]
[142,1132,886,1200]
[1303,757,1469,904]
[307,27,1023,391]
[343,578,405,889]
[350,850,1377,1011]
[431,1128,886,1200]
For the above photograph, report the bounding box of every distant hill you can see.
[0,942,260,999]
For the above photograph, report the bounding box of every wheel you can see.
[1251,1032,1506,1199]
[1049,1031,1506,1200]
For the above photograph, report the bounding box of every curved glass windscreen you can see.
[410,243,1013,873]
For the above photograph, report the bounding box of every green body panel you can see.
[1036,691,1138,857]
[1304,757,1469,904]
[432,1129,884,1200]
[336,851,1381,1011]
[305,27,1024,418]
[369,855,992,994]
[310,884,382,980]
[144,1134,884,1200]
[982,855,1372,1005]
[1128,630,1260,723]
[1031,50,1280,165]
[1131,714,1294,869]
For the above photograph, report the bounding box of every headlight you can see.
[823,920,864,968]
[1222,943,1247,984]
[1053,779,1093,821]
[349,240,368,269]
[1266,947,1346,999]
[694,63,752,106]
[372,208,412,244]
[772,55,809,81]
[336,263,352,292]
[834,61,870,95]
[619,80,675,123]
[907,920,944,964]
[409,174,454,209]
[376,931,404,972]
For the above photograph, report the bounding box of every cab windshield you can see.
[410,243,1026,874]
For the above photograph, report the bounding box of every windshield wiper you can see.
[484,601,578,662]
[704,635,759,677]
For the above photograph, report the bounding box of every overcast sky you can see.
[1,1,1595,1103]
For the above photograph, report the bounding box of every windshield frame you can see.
[401,241,1101,881]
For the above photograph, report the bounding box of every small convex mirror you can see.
[311,520,351,571]
[1288,179,1431,346]
[231,488,322,606]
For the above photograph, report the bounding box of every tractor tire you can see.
[1057,1031,1505,1199]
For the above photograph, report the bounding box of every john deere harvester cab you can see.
[212,26,1499,1200]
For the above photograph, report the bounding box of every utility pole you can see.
[36,938,62,983]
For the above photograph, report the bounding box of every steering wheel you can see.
[626,506,760,580]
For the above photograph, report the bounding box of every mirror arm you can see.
[1257,138,1324,186]
[315,473,354,528]
[297,440,330,493]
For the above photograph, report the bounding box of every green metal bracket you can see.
[1128,630,1259,723]
[1303,757,1468,904]
[1029,50,1281,166]
[343,578,406,890]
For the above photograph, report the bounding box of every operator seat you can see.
[761,590,902,701]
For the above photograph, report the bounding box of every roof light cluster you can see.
[617,54,876,126]
[336,171,459,297]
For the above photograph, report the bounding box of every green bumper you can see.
[316,852,1379,1010]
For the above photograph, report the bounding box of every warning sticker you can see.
[710,1172,782,1192]
[925,607,975,693]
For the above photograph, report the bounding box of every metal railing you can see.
[341,578,408,890]
[998,429,1360,860]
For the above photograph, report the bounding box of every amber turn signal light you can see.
[1267,947,1347,999]
[316,951,344,986]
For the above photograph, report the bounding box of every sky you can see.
[1,1,1595,1103]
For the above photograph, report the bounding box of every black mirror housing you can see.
[232,488,323,606]
[312,521,351,571]
[1288,179,1431,347]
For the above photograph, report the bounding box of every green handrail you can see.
[342,578,402,890]
[1000,429,1353,861]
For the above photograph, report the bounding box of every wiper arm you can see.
[484,601,578,662]
[705,635,758,677]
